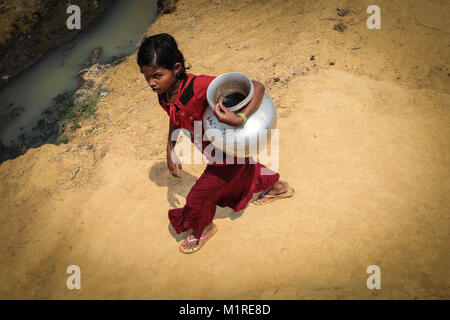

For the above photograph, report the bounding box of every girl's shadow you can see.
[148,161,254,242]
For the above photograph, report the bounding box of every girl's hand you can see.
[213,102,244,127]
[167,145,182,178]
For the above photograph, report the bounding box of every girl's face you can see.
[140,62,182,94]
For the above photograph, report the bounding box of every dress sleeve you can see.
[193,75,216,103]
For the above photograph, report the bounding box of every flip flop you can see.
[253,185,295,205]
[179,225,219,254]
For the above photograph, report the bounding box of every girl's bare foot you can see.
[179,223,218,254]
[253,180,294,205]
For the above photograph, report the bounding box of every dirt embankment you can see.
[0,0,449,299]
[0,0,114,81]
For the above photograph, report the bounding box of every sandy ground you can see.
[0,0,449,299]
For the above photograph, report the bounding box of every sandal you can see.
[179,225,219,254]
[253,183,295,205]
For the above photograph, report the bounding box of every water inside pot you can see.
[219,92,247,108]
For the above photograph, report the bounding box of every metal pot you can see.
[203,72,277,158]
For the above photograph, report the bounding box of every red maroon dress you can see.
[159,73,280,238]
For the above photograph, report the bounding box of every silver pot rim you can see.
[206,72,254,112]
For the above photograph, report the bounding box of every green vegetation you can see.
[58,94,100,128]
[55,135,69,145]
[55,90,101,145]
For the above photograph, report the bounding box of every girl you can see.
[137,33,295,254]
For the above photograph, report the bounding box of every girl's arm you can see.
[239,80,265,119]
[167,121,182,177]
[167,121,179,150]
[213,80,265,126]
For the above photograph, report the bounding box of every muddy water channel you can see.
[0,0,157,162]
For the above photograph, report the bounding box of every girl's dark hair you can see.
[137,33,189,79]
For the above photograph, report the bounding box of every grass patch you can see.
[58,94,100,127]
[55,135,69,145]
[55,89,102,144]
